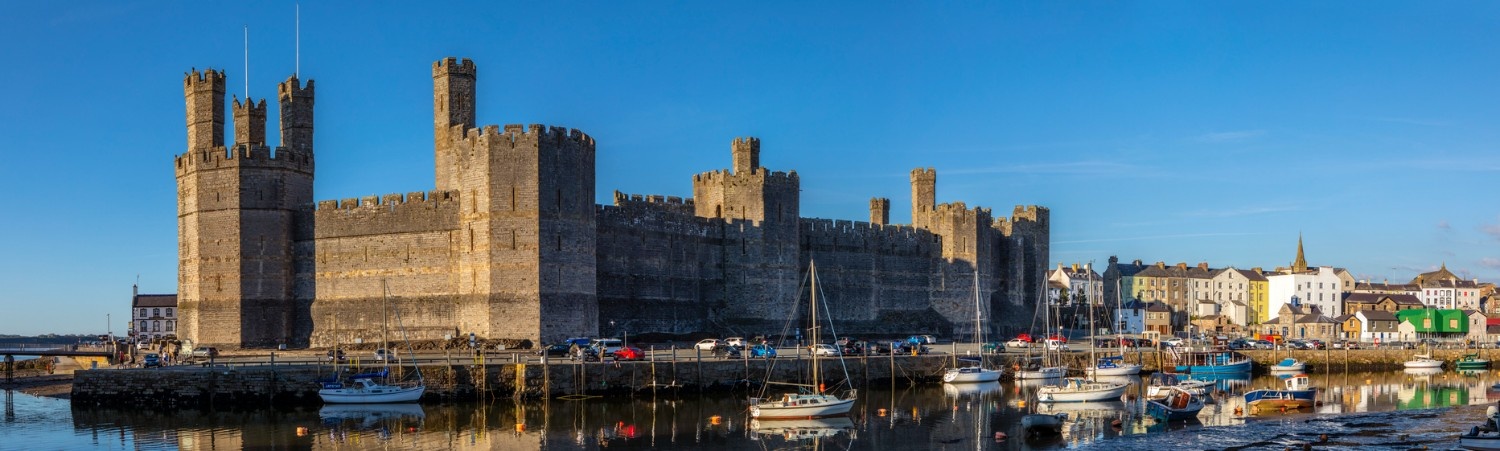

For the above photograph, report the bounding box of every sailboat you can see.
[749,260,857,419]
[1015,272,1064,380]
[1087,278,1142,376]
[944,268,1002,383]
[319,280,426,404]
[1037,263,1129,403]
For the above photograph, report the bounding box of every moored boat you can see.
[1244,373,1317,413]
[1459,353,1492,371]
[1087,355,1142,376]
[1037,377,1129,403]
[1145,387,1204,421]
[944,272,1003,384]
[749,261,857,420]
[1405,354,1444,369]
[1145,372,1214,400]
[1171,349,1252,374]
[1014,365,1065,380]
[1269,357,1306,372]
[319,373,426,404]
[1459,405,1500,451]
[1021,413,1066,436]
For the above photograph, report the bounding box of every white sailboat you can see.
[750,260,857,419]
[1016,271,1065,380]
[944,268,1002,383]
[319,280,426,404]
[1038,263,1129,402]
[1087,277,1142,376]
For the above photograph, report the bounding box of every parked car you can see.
[1162,338,1184,348]
[591,338,624,357]
[192,347,220,359]
[1227,339,1251,350]
[1006,338,1031,348]
[1047,334,1068,344]
[143,353,161,368]
[537,343,572,357]
[981,341,1004,354]
[1332,341,1361,350]
[695,339,723,351]
[1252,339,1274,349]
[1286,340,1311,350]
[748,344,778,358]
[714,345,743,359]
[1307,339,1326,350]
[840,340,865,355]
[1094,339,1118,349]
[563,337,592,348]
[867,342,893,355]
[810,344,841,357]
[907,335,937,345]
[725,337,746,348]
[373,348,399,362]
[325,349,345,363]
[613,346,646,361]
[1015,333,1036,343]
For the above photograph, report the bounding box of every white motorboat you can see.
[1460,405,1500,451]
[1269,357,1306,372]
[1037,377,1130,403]
[1145,372,1214,400]
[319,376,426,404]
[1405,354,1444,369]
[1087,355,1143,376]
[749,261,857,419]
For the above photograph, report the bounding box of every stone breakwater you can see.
[71,355,951,408]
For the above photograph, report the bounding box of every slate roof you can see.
[132,294,177,308]
[1146,302,1171,312]
[1357,310,1399,321]
[1345,292,1423,306]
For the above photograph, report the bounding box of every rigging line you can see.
[813,263,854,389]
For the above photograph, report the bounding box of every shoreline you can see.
[1,372,73,399]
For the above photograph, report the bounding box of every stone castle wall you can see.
[174,58,1049,350]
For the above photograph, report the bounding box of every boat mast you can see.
[1088,266,1096,368]
[810,260,820,393]
[974,268,982,361]
[382,279,390,371]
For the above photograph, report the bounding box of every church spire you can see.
[1292,233,1308,272]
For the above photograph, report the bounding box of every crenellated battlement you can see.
[184,68,225,89]
[456,123,596,149]
[232,96,267,112]
[174,144,312,176]
[432,57,476,76]
[277,76,314,98]
[800,217,937,255]
[314,190,457,211]
[910,167,936,180]
[1010,205,1049,222]
[690,168,799,185]
[932,202,994,223]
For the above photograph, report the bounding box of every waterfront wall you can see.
[1051,347,1500,373]
[71,355,952,408]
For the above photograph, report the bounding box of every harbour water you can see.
[2,369,1496,450]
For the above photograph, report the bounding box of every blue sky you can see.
[4,2,1500,335]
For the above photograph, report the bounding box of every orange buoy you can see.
[878,408,888,417]
[295,426,308,437]
[709,415,722,425]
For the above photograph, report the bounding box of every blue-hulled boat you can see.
[1171,349,1252,374]
[1145,387,1204,421]
[1244,373,1316,413]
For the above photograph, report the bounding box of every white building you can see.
[1049,262,1103,306]
[131,285,177,342]
[1116,300,1146,335]
[1411,264,1483,310]
[1267,266,1344,320]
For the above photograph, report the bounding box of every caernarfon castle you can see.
[172,57,1050,349]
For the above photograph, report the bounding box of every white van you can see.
[591,338,623,357]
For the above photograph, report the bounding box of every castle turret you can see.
[184,69,225,151]
[870,197,890,225]
[910,168,936,229]
[277,76,314,153]
[732,137,760,175]
[232,96,267,146]
[433,57,476,191]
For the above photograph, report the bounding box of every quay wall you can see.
[71,355,951,408]
[1046,347,1500,372]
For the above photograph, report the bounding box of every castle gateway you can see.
[173,58,1049,349]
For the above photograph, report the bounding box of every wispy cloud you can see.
[1053,232,1262,245]
[1481,258,1500,269]
[1180,205,1307,218]
[943,160,1148,176]
[1481,220,1500,241]
[1191,130,1265,143]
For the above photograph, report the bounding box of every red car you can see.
[1016,333,1036,343]
[613,346,646,361]
[1047,334,1067,343]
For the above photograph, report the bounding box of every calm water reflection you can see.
[6,368,1500,450]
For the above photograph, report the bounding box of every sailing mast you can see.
[811,260,820,393]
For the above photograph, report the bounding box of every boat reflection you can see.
[1037,400,1126,419]
[942,381,1001,398]
[319,402,425,429]
[750,417,856,441]
[1404,367,1444,377]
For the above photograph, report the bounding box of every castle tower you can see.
[911,168,936,229]
[176,69,315,349]
[732,137,760,175]
[1291,234,1308,272]
[278,76,315,153]
[232,96,267,146]
[433,57,476,191]
[692,137,801,325]
[870,197,890,225]
[185,69,225,151]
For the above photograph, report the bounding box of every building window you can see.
[140,321,147,331]
[153,308,160,318]
[166,321,174,332]
[153,321,160,332]
[165,308,173,317]
[139,308,147,318]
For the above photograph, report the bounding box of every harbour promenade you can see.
[66,342,1490,408]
